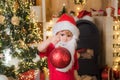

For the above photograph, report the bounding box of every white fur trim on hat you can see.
[53,21,80,39]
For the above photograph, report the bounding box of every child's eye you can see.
[67,35,72,37]
[60,34,65,36]
[67,35,71,37]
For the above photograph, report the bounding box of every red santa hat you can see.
[53,14,80,39]
[77,10,94,22]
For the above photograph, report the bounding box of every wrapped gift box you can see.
[18,69,41,80]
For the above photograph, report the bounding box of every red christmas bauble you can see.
[50,47,71,68]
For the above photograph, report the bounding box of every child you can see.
[37,14,80,80]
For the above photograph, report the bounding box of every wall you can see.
[50,0,108,15]
[36,0,108,21]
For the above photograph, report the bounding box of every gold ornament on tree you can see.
[13,1,19,14]
[0,15,5,24]
[11,15,20,26]
[11,1,20,26]
[18,40,28,49]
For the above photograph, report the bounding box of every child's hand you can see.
[50,35,60,45]
[37,35,60,52]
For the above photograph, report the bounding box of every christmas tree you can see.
[58,4,67,17]
[0,0,47,79]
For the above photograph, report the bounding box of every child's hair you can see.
[56,30,73,36]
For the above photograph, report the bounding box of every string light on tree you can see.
[112,19,120,79]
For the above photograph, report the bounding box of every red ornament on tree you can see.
[50,47,71,68]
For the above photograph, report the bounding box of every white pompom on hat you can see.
[77,10,94,22]
[53,14,80,39]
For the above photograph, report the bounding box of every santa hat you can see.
[77,10,94,22]
[53,14,80,39]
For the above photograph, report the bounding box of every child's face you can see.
[57,30,73,42]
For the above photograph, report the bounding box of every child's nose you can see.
[63,37,68,42]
